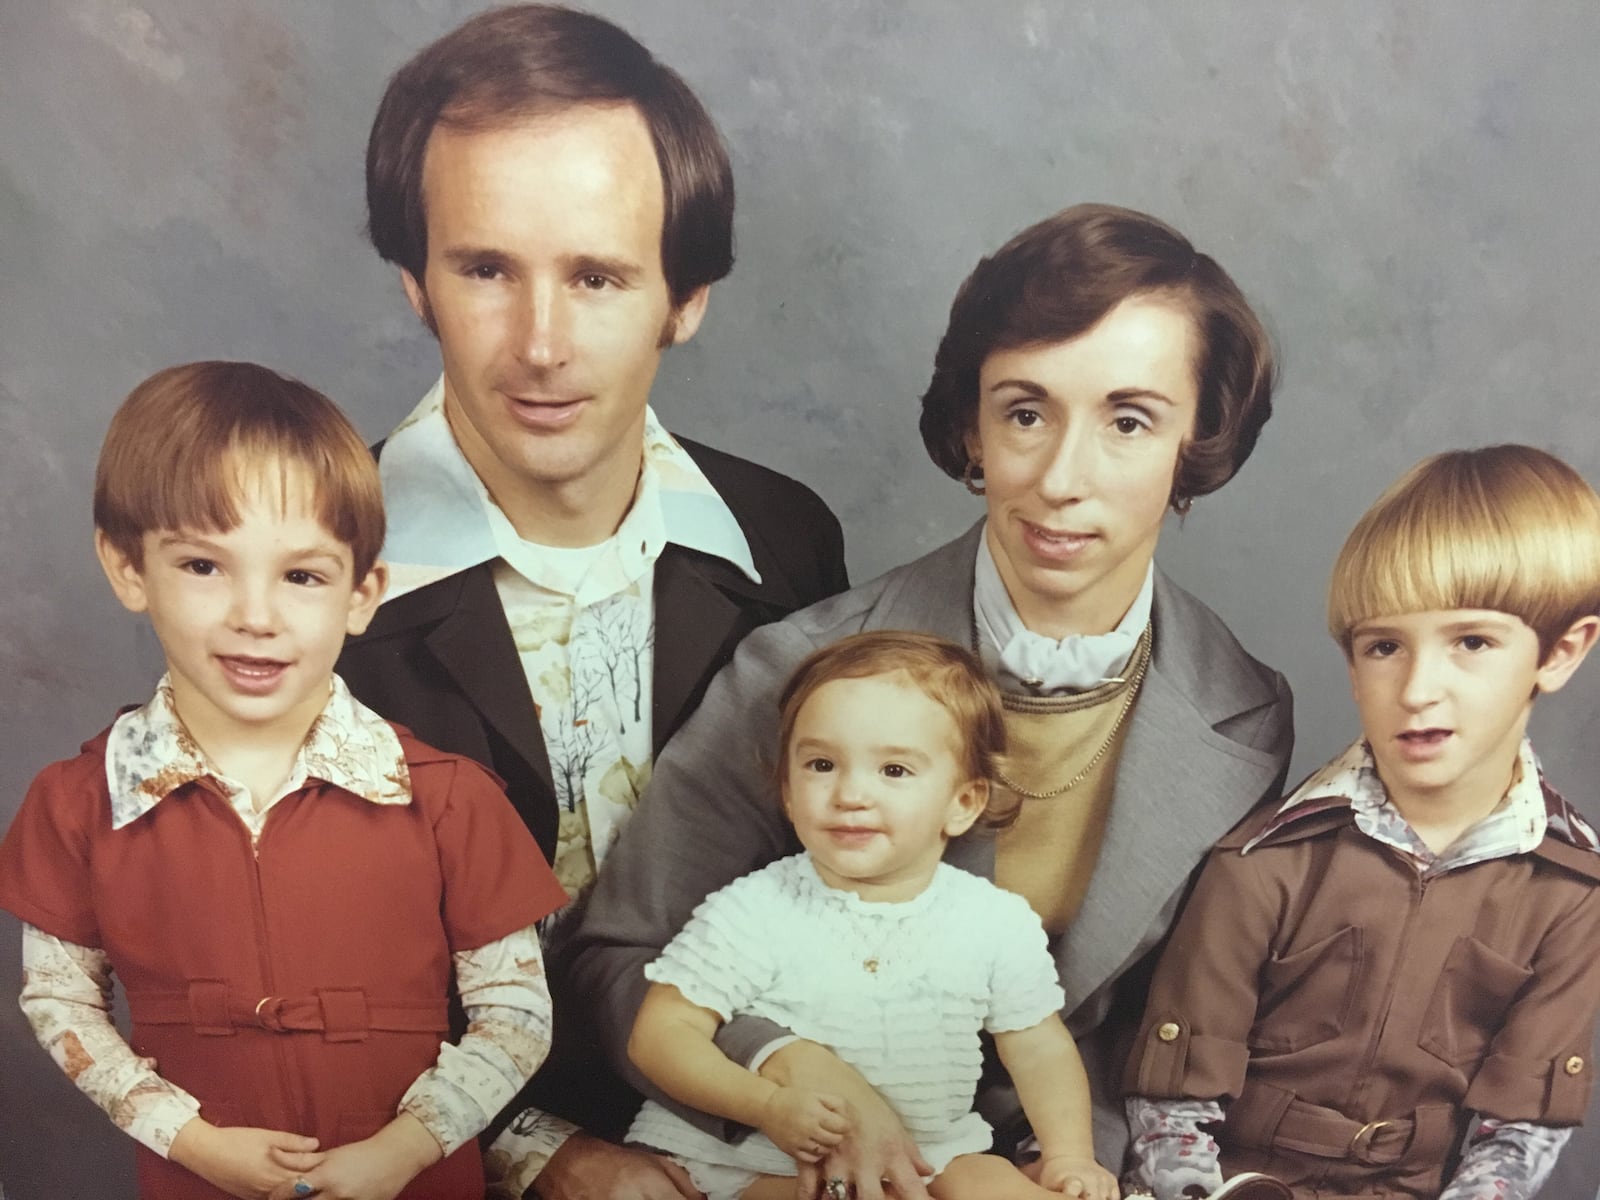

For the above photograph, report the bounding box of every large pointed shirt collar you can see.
[378,378,759,602]
[1242,736,1598,870]
[104,675,412,831]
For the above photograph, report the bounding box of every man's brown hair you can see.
[94,361,385,579]
[366,3,734,308]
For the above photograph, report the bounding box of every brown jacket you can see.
[1125,786,1600,1198]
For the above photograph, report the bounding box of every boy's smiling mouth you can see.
[217,655,291,693]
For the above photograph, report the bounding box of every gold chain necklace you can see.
[990,627,1152,801]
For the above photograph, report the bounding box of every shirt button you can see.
[1157,1021,1181,1043]
[1566,1055,1585,1076]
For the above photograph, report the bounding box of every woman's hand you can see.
[759,1084,850,1161]
[764,1040,931,1200]
[264,1112,442,1200]
[168,1117,322,1200]
[1037,1153,1119,1200]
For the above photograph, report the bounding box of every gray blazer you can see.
[569,522,1293,1165]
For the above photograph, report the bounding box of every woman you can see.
[570,204,1293,1196]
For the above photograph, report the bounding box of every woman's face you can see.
[967,294,1199,639]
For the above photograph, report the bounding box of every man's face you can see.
[404,103,708,544]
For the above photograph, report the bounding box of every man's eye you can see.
[1460,635,1491,652]
[182,559,218,576]
[579,274,611,290]
[468,264,502,280]
[285,569,322,586]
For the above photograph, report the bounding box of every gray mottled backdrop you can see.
[3,1,1598,1195]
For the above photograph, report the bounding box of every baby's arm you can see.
[21,924,319,1200]
[276,923,553,1200]
[629,980,849,1161]
[994,1015,1117,1199]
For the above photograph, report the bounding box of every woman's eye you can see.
[1113,415,1147,435]
[1007,408,1042,429]
[806,758,834,773]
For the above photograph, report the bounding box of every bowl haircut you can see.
[1328,445,1600,661]
[93,361,385,580]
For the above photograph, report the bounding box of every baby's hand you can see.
[168,1118,322,1200]
[1038,1152,1119,1200]
[758,1084,851,1162]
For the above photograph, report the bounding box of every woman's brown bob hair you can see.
[776,631,1010,827]
[919,203,1276,503]
[1328,445,1600,660]
[93,362,385,580]
[366,3,734,309]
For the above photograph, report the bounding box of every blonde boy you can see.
[1124,446,1600,1200]
[0,362,567,1199]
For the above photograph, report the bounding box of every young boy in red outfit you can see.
[0,362,568,1200]
[1123,445,1600,1199]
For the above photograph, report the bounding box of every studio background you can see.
[2,2,1597,1195]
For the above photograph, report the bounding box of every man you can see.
[337,7,849,1198]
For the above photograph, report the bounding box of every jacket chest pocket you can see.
[1419,935,1532,1068]
[1249,924,1362,1053]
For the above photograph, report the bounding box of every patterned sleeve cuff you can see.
[129,1089,204,1158]
[484,1108,582,1199]
[1123,1095,1226,1200]
[1439,1118,1570,1200]
[399,927,552,1155]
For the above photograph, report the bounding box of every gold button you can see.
[1565,1055,1585,1076]
[1157,1021,1181,1043]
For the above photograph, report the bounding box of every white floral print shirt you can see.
[1126,737,1582,1200]
[19,676,551,1160]
[377,380,761,1191]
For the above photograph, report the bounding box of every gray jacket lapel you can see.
[855,521,1286,1009]
[1057,570,1288,1015]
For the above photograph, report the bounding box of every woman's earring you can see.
[963,460,986,496]
[1170,493,1193,516]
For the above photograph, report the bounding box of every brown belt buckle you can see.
[1349,1119,1394,1164]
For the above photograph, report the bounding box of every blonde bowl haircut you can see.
[1328,445,1600,661]
[774,631,1014,828]
[93,361,386,580]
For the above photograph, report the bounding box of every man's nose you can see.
[513,280,573,370]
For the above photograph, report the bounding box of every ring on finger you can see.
[824,1178,849,1200]
[293,1182,313,1198]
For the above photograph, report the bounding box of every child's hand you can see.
[265,1113,442,1200]
[1038,1152,1119,1200]
[168,1117,322,1200]
[758,1084,851,1162]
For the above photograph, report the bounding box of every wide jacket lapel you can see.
[1053,577,1288,1016]
[650,546,796,756]
[420,567,555,796]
